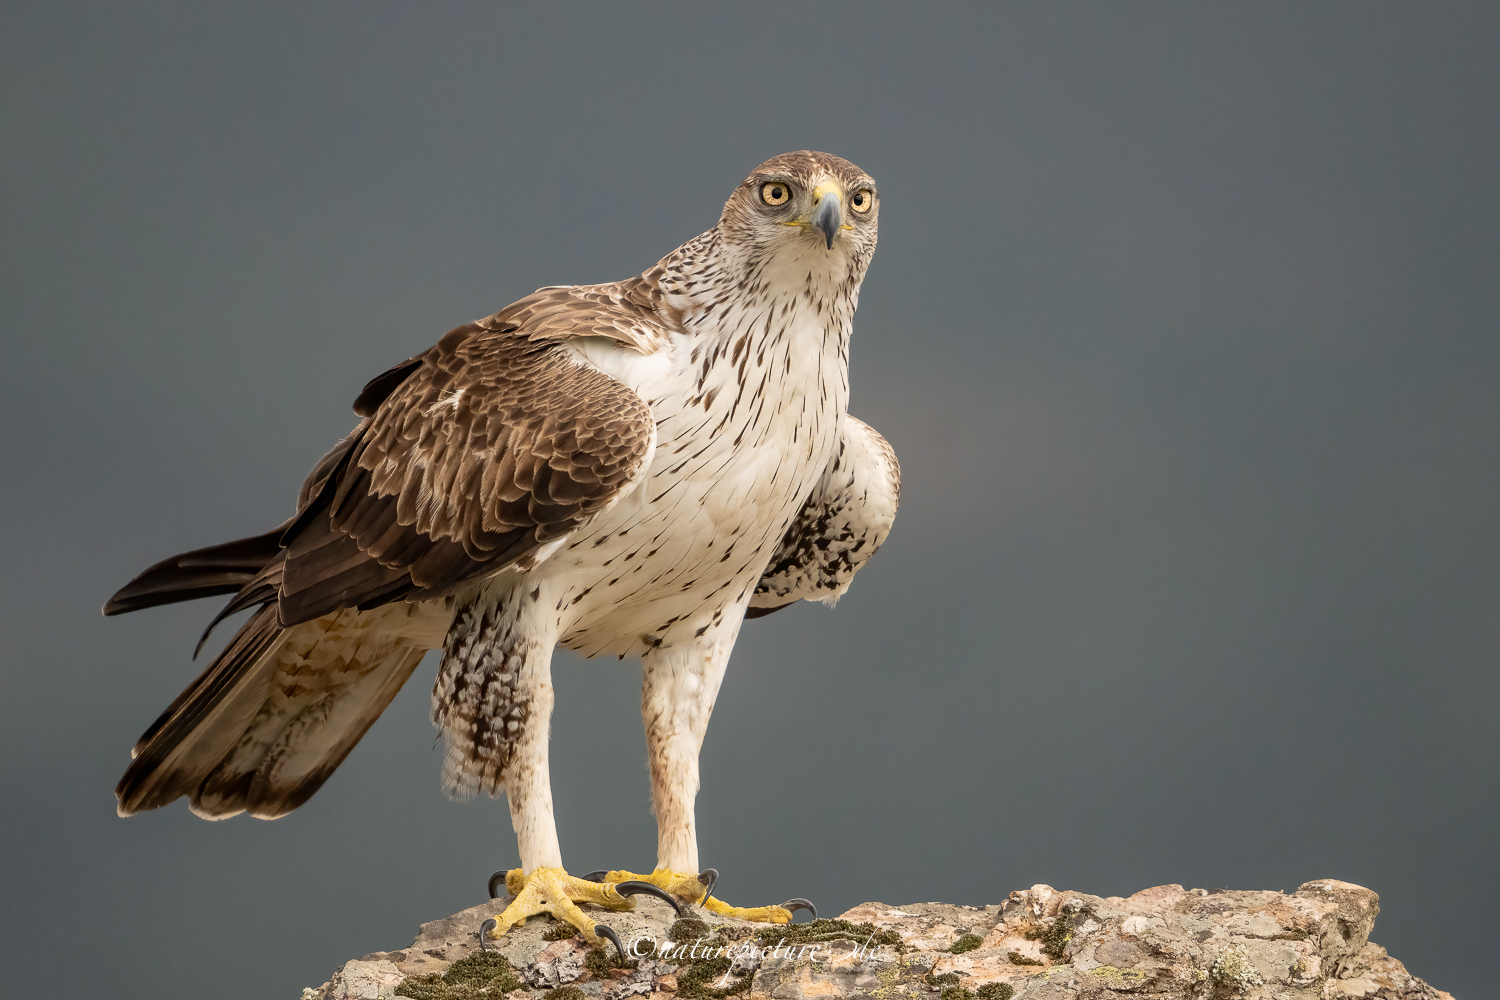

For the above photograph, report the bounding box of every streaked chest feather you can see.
[545,291,853,653]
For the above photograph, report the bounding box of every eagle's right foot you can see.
[480,867,683,959]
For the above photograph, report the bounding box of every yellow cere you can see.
[811,180,843,205]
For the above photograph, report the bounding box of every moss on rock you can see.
[395,950,523,1000]
[1023,917,1071,959]
[752,918,903,951]
[949,934,982,954]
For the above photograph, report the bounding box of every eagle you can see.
[105,150,900,954]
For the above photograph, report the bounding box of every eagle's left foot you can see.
[580,867,816,924]
[480,867,683,959]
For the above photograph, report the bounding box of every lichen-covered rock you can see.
[304,879,1452,1000]
[320,958,404,1000]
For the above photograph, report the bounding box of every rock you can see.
[322,958,404,1000]
[303,880,1453,999]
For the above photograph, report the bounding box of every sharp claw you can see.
[697,868,719,910]
[479,917,498,950]
[780,897,817,918]
[615,880,685,915]
[487,870,508,899]
[596,923,625,963]
[580,870,610,883]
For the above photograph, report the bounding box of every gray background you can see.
[2,3,1495,997]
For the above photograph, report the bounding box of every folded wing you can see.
[747,415,900,618]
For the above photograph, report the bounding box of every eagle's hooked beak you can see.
[809,183,843,250]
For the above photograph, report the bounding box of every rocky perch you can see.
[305,879,1452,1000]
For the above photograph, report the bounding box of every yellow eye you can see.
[760,181,791,206]
[850,189,874,214]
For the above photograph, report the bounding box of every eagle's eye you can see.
[760,182,791,206]
[850,189,874,214]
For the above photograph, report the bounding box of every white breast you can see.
[536,286,853,658]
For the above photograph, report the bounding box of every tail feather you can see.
[110,423,437,820]
[118,605,286,813]
[194,643,425,819]
[117,605,429,820]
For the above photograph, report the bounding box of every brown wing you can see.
[104,283,663,632]
[275,312,657,625]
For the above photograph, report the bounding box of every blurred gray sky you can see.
[2,3,1496,997]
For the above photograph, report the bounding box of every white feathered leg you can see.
[641,620,740,875]
[632,615,812,921]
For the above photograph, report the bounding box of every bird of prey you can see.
[106,150,900,953]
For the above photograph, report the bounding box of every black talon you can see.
[697,868,719,910]
[479,917,498,950]
[615,880,685,915]
[781,897,817,918]
[595,923,625,963]
[580,870,610,883]
[487,870,508,899]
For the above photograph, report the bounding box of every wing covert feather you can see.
[277,304,658,626]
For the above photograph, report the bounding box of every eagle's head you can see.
[720,150,878,282]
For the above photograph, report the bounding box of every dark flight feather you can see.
[102,527,289,616]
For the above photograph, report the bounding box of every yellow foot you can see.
[584,867,816,924]
[479,866,684,957]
